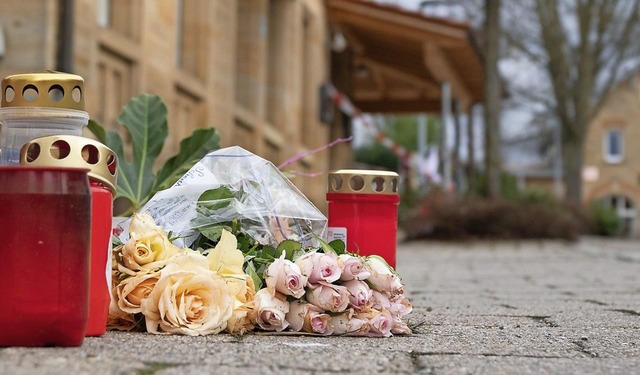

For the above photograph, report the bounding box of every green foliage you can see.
[354,142,399,171]
[354,115,439,170]
[88,94,220,215]
[589,201,620,236]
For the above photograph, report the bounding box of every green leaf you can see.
[116,94,168,211]
[197,187,235,211]
[154,127,220,192]
[276,240,302,260]
[88,95,222,217]
[87,119,107,143]
[245,261,263,291]
[329,239,347,255]
[315,235,337,255]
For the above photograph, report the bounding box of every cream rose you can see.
[306,282,350,313]
[205,229,257,334]
[207,229,245,275]
[107,290,138,331]
[115,272,160,314]
[141,254,234,336]
[225,274,257,335]
[338,254,371,281]
[287,301,333,335]
[128,212,162,236]
[253,289,290,332]
[265,252,307,298]
[121,229,181,272]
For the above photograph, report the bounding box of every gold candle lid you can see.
[328,169,399,195]
[19,135,118,196]
[1,71,85,110]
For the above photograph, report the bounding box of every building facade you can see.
[0,0,332,208]
[583,73,640,237]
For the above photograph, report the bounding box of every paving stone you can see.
[1,237,639,374]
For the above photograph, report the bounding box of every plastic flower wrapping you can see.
[108,146,412,336]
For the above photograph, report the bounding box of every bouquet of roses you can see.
[108,212,256,335]
[108,213,412,337]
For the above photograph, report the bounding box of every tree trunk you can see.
[562,133,585,204]
[484,0,502,198]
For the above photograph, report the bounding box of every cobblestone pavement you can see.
[1,237,639,375]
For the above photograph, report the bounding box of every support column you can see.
[441,81,452,190]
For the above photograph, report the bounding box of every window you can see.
[96,48,133,132]
[170,86,204,151]
[96,0,140,40]
[176,0,208,79]
[603,129,623,164]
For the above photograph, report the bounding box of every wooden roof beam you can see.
[358,56,440,93]
[423,42,473,111]
[355,98,443,113]
[329,0,468,46]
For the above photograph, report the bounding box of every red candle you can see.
[0,167,91,347]
[326,170,400,268]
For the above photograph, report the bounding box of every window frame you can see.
[603,128,624,164]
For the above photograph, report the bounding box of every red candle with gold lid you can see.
[20,135,118,337]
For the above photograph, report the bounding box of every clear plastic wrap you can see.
[115,146,327,248]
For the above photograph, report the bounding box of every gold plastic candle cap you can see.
[328,169,399,195]
[1,72,85,110]
[19,135,118,195]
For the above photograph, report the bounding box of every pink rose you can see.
[355,308,394,337]
[306,282,350,312]
[296,252,341,286]
[365,256,404,295]
[369,290,391,310]
[391,316,412,335]
[389,295,413,318]
[265,253,308,298]
[338,254,371,281]
[287,301,333,335]
[342,280,372,309]
[330,311,368,335]
[253,289,290,332]
[368,309,394,337]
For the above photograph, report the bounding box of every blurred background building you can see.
[0,0,484,212]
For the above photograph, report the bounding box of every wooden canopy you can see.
[327,0,484,113]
